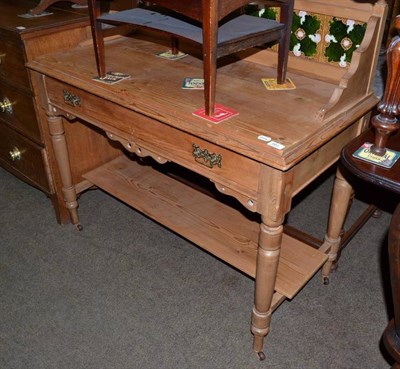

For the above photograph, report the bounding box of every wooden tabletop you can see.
[27,34,377,170]
[341,128,400,195]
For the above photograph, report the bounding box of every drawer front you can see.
[46,77,261,205]
[0,123,50,192]
[0,37,29,89]
[0,83,41,142]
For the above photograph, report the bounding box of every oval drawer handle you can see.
[192,143,222,169]
[0,97,13,114]
[9,147,22,161]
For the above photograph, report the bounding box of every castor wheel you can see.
[257,351,266,361]
[372,209,382,218]
[323,276,330,285]
[75,223,83,231]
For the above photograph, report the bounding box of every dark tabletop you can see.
[341,128,400,195]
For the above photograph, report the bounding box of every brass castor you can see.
[257,351,266,361]
[372,209,382,218]
[76,223,83,231]
[323,276,330,285]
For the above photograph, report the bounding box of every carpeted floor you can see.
[0,155,397,369]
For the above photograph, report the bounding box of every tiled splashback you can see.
[247,5,367,68]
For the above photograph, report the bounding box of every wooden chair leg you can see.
[88,0,106,78]
[276,1,294,84]
[171,36,179,55]
[202,0,218,116]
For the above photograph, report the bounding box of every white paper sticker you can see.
[268,141,285,150]
[257,135,271,142]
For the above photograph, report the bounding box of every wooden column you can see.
[47,114,81,229]
[252,166,292,360]
[372,15,400,155]
[320,167,354,284]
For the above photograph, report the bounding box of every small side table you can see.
[341,129,400,368]
[328,16,400,366]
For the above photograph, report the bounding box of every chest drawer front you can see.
[46,77,260,202]
[0,37,29,90]
[0,83,40,142]
[0,123,50,192]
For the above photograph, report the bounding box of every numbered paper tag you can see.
[193,104,239,124]
[353,142,400,169]
[261,78,296,91]
[156,50,188,60]
[93,71,131,85]
[182,78,204,90]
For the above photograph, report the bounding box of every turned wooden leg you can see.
[383,203,400,367]
[87,0,106,78]
[171,36,179,55]
[47,115,81,229]
[202,0,218,117]
[251,217,283,360]
[320,166,353,284]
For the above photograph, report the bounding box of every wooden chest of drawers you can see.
[0,0,120,223]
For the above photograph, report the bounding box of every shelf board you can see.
[83,155,327,300]
[97,8,284,56]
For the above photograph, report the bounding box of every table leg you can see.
[321,165,353,284]
[47,115,81,229]
[276,0,294,84]
[251,217,283,360]
[88,0,106,78]
[383,203,400,367]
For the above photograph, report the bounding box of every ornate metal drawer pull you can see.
[192,143,222,169]
[0,97,13,114]
[63,90,81,107]
[9,146,22,161]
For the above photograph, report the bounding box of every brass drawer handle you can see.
[63,90,81,107]
[0,53,5,65]
[9,147,22,161]
[0,97,13,114]
[192,143,222,169]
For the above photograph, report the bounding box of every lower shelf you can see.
[83,155,327,301]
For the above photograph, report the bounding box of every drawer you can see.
[0,37,29,90]
[0,123,50,192]
[45,77,261,206]
[0,82,41,142]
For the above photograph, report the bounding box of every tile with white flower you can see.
[290,10,324,61]
[322,17,367,68]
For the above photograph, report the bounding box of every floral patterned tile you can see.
[245,5,367,68]
[291,10,323,61]
[323,17,367,67]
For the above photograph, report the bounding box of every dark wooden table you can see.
[341,128,400,369]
